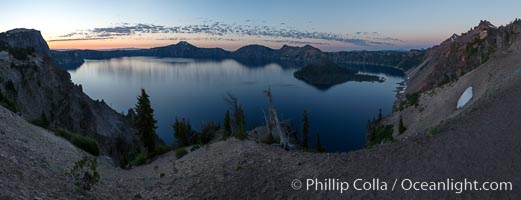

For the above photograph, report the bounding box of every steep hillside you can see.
[0,29,138,161]
[0,105,94,199]
[378,19,521,139]
[406,20,521,93]
[2,90,520,199]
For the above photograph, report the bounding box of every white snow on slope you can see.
[457,86,473,109]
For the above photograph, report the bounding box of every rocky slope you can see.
[378,20,521,140]
[406,20,521,93]
[0,29,138,162]
[2,85,521,199]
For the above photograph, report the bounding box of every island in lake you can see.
[293,60,383,88]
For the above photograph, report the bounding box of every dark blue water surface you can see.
[69,57,403,152]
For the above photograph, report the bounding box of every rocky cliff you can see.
[0,29,138,162]
[406,20,521,93]
[372,19,521,142]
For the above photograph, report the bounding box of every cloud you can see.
[48,37,113,42]
[262,39,328,46]
[52,22,401,47]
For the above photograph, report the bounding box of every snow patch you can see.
[457,86,473,109]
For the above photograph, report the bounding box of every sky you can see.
[1,0,520,51]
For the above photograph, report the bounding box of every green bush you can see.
[198,121,219,145]
[70,156,100,191]
[428,126,441,136]
[153,144,171,156]
[130,153,146,166]
[28,112,49,129]
[52,128,100,156]
[406,92,420,107]
[173,118,192,147]
[367,125,394,146]
[190,145,201,152]
[261,133,280,144]
[175,148,188,159]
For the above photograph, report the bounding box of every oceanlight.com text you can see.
[291,178,512,194]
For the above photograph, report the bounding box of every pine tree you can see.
[398,115,407,134]
[235,107,247,140]
[225,93,247,140]
[378,108,382,121]
[316,131,324,152]
[134,88,157,154]
[301,110,309,149]
[223,110,231,140]
[173,117,192,147]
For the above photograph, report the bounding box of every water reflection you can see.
[69,57,403,152]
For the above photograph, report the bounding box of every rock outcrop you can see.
[0,29,138,162]
[377,19,521,141]
[406,20,521,93]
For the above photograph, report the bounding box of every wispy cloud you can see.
[51,22,402,47]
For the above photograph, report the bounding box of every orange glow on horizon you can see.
[47,36,444,51]
[48,38,251,51]
[48,39,173,50]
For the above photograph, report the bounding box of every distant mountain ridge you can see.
[51,41,425,70]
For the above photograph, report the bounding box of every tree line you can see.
[129,88,325,167]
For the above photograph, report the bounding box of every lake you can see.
[68,57,403,152]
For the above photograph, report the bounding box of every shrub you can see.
[153,144,171,156]
[406,92,420,107]
[175,148,188,159]
[130,153,146,166]
[198,121,219,145]
[190,145,200,152]
[367,125,394,146]
[428,126,441,136]
[173,118,192,147]
[70,156,100,191]
[261,133,280,144]
[52,128,100,156]
[28,112,49,129]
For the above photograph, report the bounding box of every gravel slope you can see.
[2,51,521,199]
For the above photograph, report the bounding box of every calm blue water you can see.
[68,57,403,152]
